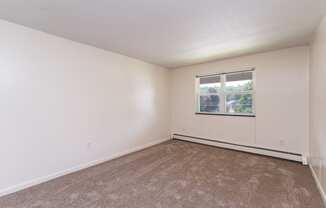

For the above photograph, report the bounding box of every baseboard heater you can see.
[173,133,305,163]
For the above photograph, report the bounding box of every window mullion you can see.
[221,74,226,113]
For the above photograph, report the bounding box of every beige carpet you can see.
[0,140,324,208]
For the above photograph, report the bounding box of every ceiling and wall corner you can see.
[0,0,325,68]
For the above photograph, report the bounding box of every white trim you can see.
[0,137,171,197]
[309,164,326,207]
[195,67,255,78]
[302,155,308,165]
[174,135,302,162]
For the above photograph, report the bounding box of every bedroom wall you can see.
[309,15,326,202]
[0,20,170,195]
[170,47,309,156]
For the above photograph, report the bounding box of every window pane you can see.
[226,93,253,114]
[225,72,253,92]
[199,76,221,93]
[200,95,220,112]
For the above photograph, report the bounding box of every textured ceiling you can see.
[0,0,326,68]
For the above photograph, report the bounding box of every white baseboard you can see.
[302,155,308,165]
[173,134,302,162]
[0,137,170,197]
[309,164,326,207]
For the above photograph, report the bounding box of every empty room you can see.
[1,0,326,207]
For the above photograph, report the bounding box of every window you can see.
[198,76,221,113]
[196,70,255,116]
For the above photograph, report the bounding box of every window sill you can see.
[195,112,256,117]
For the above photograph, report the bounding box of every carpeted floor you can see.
[0,140,324,208]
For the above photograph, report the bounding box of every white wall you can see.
[309,15,326,201]
[0,20,170,195]
[171,47,309,155]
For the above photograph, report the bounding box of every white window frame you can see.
[195,69,256,117]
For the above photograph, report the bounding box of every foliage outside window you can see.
[196,70,255,116]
